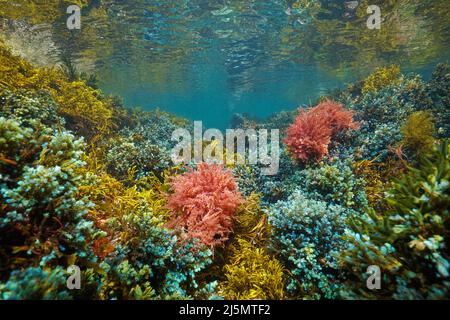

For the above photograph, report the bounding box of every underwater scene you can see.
[0,0,449,302]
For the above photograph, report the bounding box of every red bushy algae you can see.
[285,100,359,162]
[166,163,243,247]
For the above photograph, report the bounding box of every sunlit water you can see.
[1,0,449,128]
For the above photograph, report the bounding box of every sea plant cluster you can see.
[0,43,449,300]
[339,140,450,299]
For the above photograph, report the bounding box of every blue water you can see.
[101,55,346,129]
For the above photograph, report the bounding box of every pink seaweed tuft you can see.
[284,100,359,162]
[166,163,243,247]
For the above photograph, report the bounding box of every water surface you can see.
[1,0,449,128]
